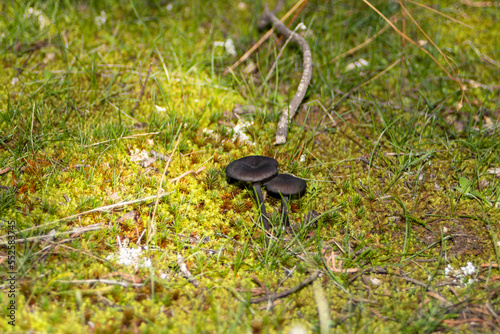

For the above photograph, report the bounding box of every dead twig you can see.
[12,192,174,236]
[55,279,144,288]
[402,275,451,306]
[431,77,500,91]
[461,0,499,7]
[251,275,270,297]
[266,0,309,53]
[177,254,201,287]
[249,270,320,304]
[84,132,160,148]
[259,6,313,145]
[261,22,306,91]
[223,0,308,75]
[0,223,102,246]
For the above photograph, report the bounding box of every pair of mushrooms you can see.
[226,156,306,230]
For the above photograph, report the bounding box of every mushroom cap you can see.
[226,155,279,183]
[264,174,307,196]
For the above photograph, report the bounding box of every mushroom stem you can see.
[252,182,270,230]
[280,196,290,227]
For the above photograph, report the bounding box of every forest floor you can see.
[1,0,499,333]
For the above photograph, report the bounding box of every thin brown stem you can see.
[249,270,320,304]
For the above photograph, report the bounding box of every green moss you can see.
[1,0,499,332]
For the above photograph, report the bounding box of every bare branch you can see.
[177,254,201,287]
[0,223,102,246]
[259,7,313,145]
[56,279,144,288]
[249,270,320,304]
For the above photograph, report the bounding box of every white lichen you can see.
[129,148,150,162]
[232,121,254,145]
[106,236,153,269]
[444,262,477,286]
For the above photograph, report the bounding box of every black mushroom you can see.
[264,174,307,227]
[226,156,279,230]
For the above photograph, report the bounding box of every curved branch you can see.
[260,7,313,145]
[249,270,320,304]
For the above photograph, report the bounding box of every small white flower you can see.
[95,10,107,27]
[167,4,173,11]
[25,7,51,29]
[155,105,167,112]
[10,77,19,86]
[300,154,306,162]
[345,58,368,71]
[461,262,476,276]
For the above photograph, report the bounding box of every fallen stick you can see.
[84,132,160,148]
[6,192,173,236]
[223,0,308,75]
[249,270,320,304]
[56,279,144,288]
[0,223,102,246]
[177,254,201,287]
[259,6,313,145]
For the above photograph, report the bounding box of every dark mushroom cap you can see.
[226,156,279,183]
[264,174,307,196]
